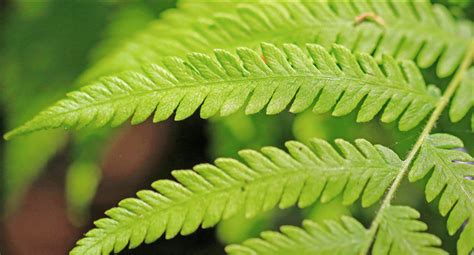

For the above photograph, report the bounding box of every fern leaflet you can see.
[226,206,445,255]
[408,134,474,254]
[372,206,446,255]
[70,138,401,254]
[80,0,473,83]
[5,43,441,139]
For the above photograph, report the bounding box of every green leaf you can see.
[408,134,474,254]
[225,206,445,255]
[449,67,473,123]
[5,43,440,139]
[373,206,447,255]
[87,2,158,63]
[70,138,401,254]
[226,217,369,255]
[80,0,473,82]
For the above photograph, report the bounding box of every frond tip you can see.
[226,206,445,255]
[70,138,401,254]
[409,134,474,254]
[5,43,441,140]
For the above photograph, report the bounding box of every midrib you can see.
[50,74,438,119]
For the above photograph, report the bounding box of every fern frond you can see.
[373,206,447,255]
[225,206,445,255]
[226,217,369,255]
[5,43,441,139]
[80,0,473,83]
[70,138,401,254]
[408,134,474,254]
[449,67,473,123]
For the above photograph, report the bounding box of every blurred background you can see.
[0,0,472,254]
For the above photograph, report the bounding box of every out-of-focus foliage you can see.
[66,161,101,223]
[65,129,111,223]
[0,0,109,209]
[3,132,66,209]
[0,0,176,214]
[87,0,175,66]
[209,112,292,158]
[77,0,242,84]
[435,0,474,17]
[217,209,278,245]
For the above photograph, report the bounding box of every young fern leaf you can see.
[226,216,369,255]
[408,134,474,254]
[70,138,401,254]
[80,0,473,83]
[449,68,473,126]
[226,206,445,255]
[5,43,441,139]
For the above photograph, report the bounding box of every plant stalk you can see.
[359,41,474,254]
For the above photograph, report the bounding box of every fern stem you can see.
[360,41,474,254]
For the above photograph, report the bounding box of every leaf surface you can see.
[6,43,440,139]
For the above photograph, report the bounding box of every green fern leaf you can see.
[80,0,473,83]
[449,67,473,123]
[373,206,447,255]
[408,134,474,254]
[225,206,445,255]
[70,138,401,254]
[226,217,369,255]
[5,43,441,139]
